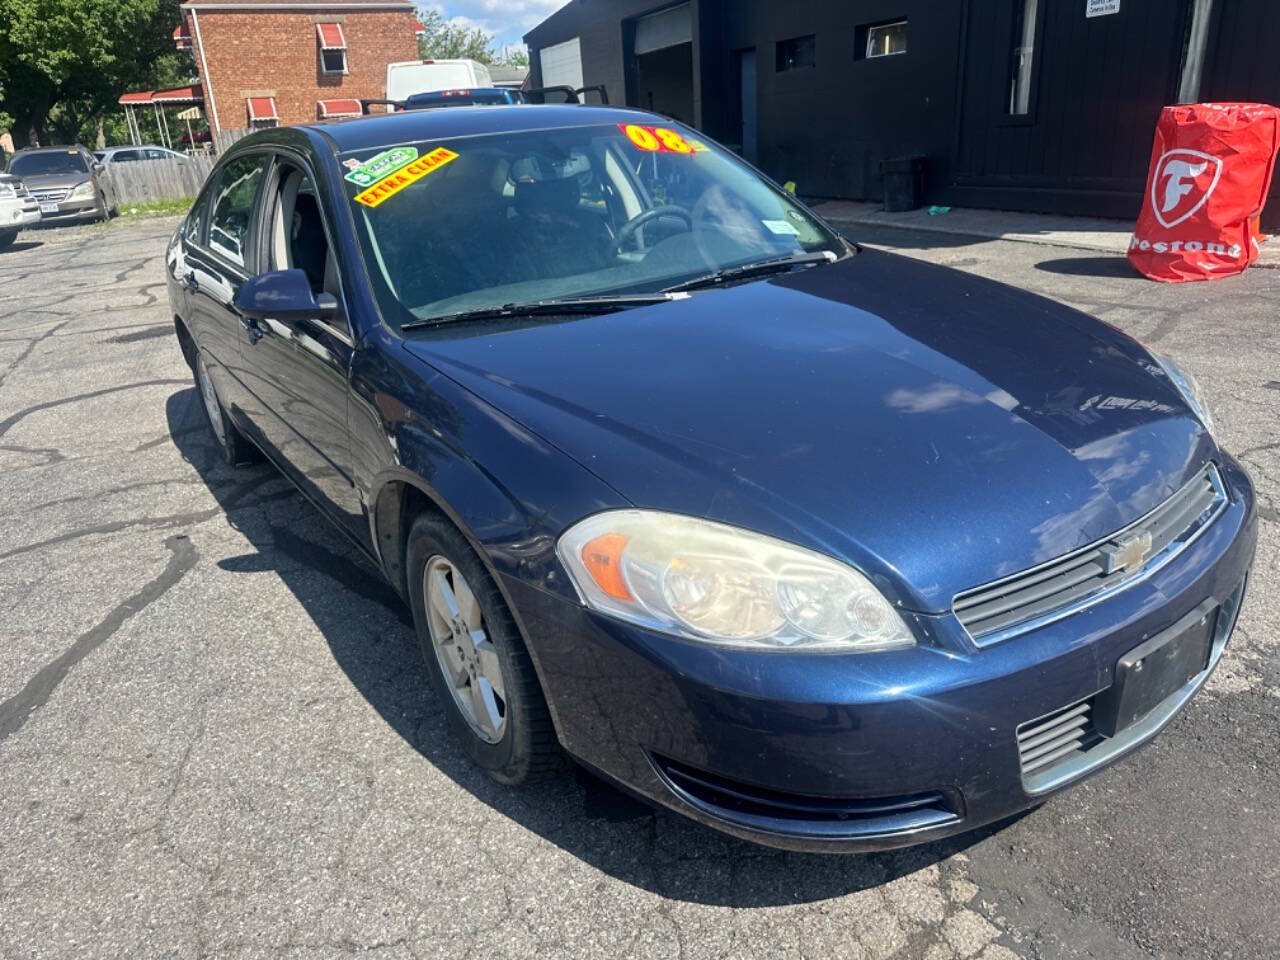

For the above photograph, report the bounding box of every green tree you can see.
[0,0,179,147]
[416,9,497,64]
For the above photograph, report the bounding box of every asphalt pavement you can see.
[0,216,1276,959]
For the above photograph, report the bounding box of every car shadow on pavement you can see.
[1,239,43,253]
[166,387,1020,907]
[1034,255,1143,279]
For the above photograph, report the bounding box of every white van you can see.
[385,59,495,104]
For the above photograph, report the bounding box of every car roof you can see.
[14,145,91,155]
[305,103,656,154]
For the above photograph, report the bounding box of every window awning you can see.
[318,98,362,119]
[152,85,203,105]
[316,22,347,50]
[117,86,203,107]
[247,97,278,122]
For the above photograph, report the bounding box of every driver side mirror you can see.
[92,162,105,173]
[234,269,338,321]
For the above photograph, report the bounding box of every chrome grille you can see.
[954,463,1226,645]
[1016,700,1102,778]
[31,188,68,204]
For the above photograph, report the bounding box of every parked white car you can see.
[0,173,41,248]
[385,59,494,104]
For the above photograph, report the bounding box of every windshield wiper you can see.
[401,292,687,331]
[663,250,839,294]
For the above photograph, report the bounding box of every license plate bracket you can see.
[1094,600,1217,738]
[39,202,58,214]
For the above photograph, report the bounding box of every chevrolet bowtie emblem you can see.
[1102,530,1154,576]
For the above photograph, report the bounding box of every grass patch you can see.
[116,197,193,219]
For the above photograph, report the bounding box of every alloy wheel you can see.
[424,556,508,743]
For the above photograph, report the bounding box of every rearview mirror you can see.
[234,269,338,321]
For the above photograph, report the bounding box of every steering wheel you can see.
[612,205,693,255]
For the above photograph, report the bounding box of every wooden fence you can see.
[213,128,251,154]
[102,154,217,207]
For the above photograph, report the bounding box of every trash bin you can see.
[1129,102,1280,283]
[880,156,925,213]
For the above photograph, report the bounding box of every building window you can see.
[1008,0,1041,115]
[247,96,279,129]
[317,22,348,75]
[864,20,907,58]
[776,35,816,72]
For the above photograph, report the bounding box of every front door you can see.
[233,154,364,541]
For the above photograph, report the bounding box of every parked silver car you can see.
[0,173,41,248]
[6,145,118,222]
[95,144,188,165]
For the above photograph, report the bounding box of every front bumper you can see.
[33,197,99,221]
[510,456,1257,852]
[1,201,40,229]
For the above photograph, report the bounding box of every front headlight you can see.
[1154,352,1215,436]
[557,510,915,652]
[0,182,14,199]
[68,181,94,199]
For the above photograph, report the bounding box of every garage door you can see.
[539,37,584,89]
[635,3,691,55]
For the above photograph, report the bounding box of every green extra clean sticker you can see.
[344,147,419,188]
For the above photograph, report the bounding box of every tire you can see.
[193,347,257,466]
[0,230,16,250]
[406,512,562,784]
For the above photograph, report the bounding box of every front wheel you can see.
[0,230,16,250]
[406,512,562,784]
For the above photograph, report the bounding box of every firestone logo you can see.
[1150,148,1223,228]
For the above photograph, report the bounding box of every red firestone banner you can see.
[1129,102,1280,283]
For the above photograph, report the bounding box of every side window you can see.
[208,154,268,268]
[185,180,215,245]
[115,149,141,162]
[267,159,346,329]
[144,148,168,161]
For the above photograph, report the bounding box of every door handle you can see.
[240,315,263,344]
[183,271,198,293]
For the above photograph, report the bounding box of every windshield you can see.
[10,151,89,177]
[343,121,845,330]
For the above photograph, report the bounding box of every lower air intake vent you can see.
[1016,699,1103,778]
[651,755,961,838]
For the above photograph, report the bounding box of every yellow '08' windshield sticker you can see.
[355,147,459,207]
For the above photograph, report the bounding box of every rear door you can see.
[182,152,271,422]
[233,151,363,540]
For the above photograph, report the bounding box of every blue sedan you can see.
[165,105,1256,852]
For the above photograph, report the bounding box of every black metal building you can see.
[524,0,1280,221]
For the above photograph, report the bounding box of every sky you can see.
[426,1,564,51]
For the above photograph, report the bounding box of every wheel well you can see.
[373,480,443,600]
[173,315,197,371]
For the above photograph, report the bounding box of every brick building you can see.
[180,0,422,134]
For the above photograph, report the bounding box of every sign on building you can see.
[1086,0,1121,16]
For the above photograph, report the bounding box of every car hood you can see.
[16,172,88,189]
[401,249,1214,612]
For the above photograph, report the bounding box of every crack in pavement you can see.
[0,534,198,741]
[0,378,188,440]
